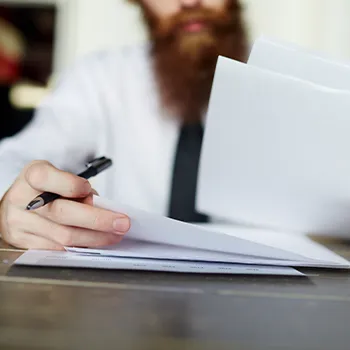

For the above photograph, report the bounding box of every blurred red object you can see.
[0,49,20,83]
[0,17,24,84]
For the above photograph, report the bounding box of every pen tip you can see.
[27,198,44,211]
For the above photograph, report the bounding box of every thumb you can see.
[77,188,99,206]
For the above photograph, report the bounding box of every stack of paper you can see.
[15,36,350,275]
[15,196,350,275]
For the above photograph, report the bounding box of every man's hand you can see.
[0,161,130,250]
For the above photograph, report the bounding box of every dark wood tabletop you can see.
[1,238,350,350]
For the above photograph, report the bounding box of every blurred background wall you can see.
[1,0,350,141]
[64,0,350,64]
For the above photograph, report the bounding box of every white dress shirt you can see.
[0,44,185,216]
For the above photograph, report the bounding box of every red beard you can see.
[142,0,248,124]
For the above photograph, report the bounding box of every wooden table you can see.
[1,238,350,350]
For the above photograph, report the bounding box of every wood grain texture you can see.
[0,238,350,350]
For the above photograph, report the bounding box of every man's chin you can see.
[175,32,217,61]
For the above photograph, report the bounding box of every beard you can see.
[141,0,248,124]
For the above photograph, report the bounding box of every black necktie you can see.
[168,123,209,223]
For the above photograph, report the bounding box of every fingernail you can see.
[91,188,99,196]
[113,217,130,233]
[83,181,92,194]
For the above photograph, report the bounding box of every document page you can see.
[15,250,305,276]
[66,197,350,269]
[197,56,350,238]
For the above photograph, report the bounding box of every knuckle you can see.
[24,160,51,174]
[1,225,20,247]
[57,227,74,246]
[4,188,20,205]
[6,207,20,228]
[3,179,28,206]
[2,234,17,247]
[25,160,51,188]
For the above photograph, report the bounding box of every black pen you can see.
[26,156,112,211]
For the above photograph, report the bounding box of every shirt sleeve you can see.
[0,54,104,200]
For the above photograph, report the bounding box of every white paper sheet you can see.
[92,196,305,261]
[248,36,350,91]
[14,250,305,276]
[65,197,350,269]
[247,37,350,236]
[197,55,350,238]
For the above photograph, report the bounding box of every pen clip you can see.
[85,157,107,168]
[85,157,112,173]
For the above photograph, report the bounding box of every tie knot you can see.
[181,123,204,138]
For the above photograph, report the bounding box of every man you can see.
[0,0,248,250]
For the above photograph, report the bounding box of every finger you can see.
[61,188,98,206]
[17,210,124,248]
[7,231,64,251]
[24,161,91,198]
[75,189,98,206]
[47,199,130,234]
[76,192,94,206]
